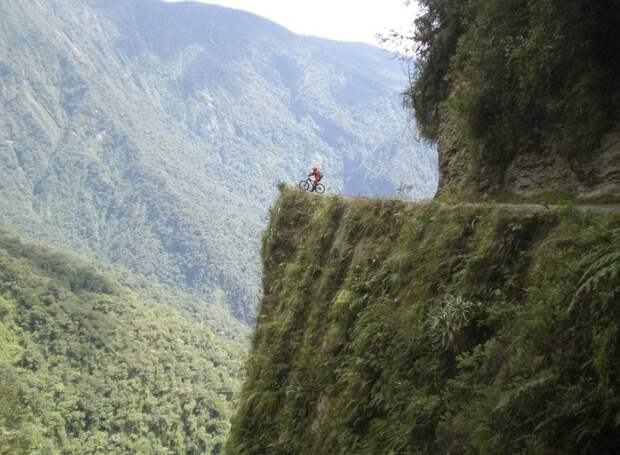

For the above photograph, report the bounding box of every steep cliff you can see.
[227,189,620,454]
[407,0,620,202]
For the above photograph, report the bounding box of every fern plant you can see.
[569,227,620,314]
[428,294,480,351]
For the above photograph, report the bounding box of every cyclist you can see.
[309,166,323,192]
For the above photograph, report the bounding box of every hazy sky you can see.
[165,0,419,46]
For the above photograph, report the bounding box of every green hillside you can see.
[0,0,436,322]
[0,226,246,454]
[226,189,620,454]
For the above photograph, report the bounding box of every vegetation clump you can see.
[409,0,620,153]
[427,294,480,351]
[227,190,620,454]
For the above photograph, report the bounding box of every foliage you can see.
[0,375,31,454]
[0,228,246,454]
[403,0,468,139]
[570,222,620,314]
[406,0,620,163]
[227,190,620,454]
[427,294,479,351]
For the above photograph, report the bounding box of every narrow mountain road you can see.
[305,190,620,214]
[437,202,620,215]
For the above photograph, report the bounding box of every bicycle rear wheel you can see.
[299,179,310,191]
[315,183,325,194]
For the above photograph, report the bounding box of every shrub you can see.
[427,294,480,351]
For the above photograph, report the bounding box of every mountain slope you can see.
[226,189,620,454]
[0,0,437,321]
[0,225,246,454]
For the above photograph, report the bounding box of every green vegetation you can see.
[404,0,620,198]
[409,0,620,151]
[427,294,480,351]
[227,189,620,454]
[0,227,246,454]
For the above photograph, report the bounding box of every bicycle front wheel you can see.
[315,183,325,194]
[299,179,310,191]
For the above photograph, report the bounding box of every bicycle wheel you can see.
[299,179,310,191]
[315,183,325,194]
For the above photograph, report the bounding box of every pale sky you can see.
[165,0,418,47]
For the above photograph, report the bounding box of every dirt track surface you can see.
[438,202,620,215]
[305,190,620,215]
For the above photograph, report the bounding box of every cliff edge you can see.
[227,189,620,454]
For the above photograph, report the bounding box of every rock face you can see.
[436,121,620,201]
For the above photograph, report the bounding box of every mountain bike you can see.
[299,178,325,194]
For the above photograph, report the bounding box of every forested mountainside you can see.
[227,190,620,454]
[0,225,246,454]
[407,0,620,201]
[0,0,437,322]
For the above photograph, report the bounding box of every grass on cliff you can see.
[227,188,620,454]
